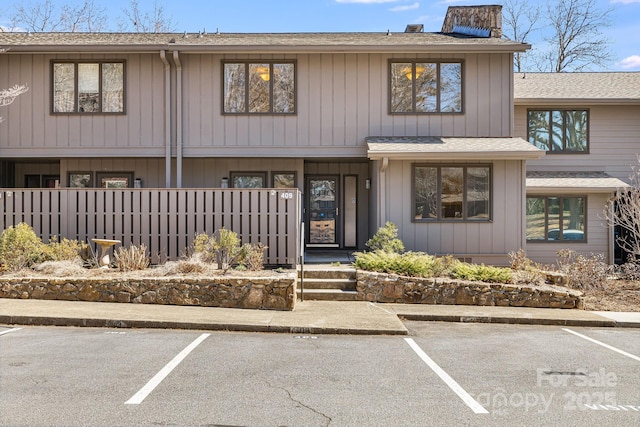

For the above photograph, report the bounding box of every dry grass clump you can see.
[114,244,150,272]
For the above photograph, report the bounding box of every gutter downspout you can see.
[380,157,389,226]
[173,50,183,188]
[160,50,171,188]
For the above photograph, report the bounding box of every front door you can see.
[306,176,339,247]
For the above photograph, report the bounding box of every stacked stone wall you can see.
[356,271,583,309]
[0,276,296,311]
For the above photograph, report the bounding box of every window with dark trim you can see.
[52,61,125,113]
[390,60,462,114]
[527,109,588,153]
[526,196,586,242]
[230,172,267,188]
[413,165,490,221]
[223,61,295,114]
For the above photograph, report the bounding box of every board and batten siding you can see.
[515,105,640,182]
[379,159,525,265]
[0,53,167,158]
[524,193,611,265]
[180,52,515,158]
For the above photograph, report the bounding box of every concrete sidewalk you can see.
[1,298,639,335]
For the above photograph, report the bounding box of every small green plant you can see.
[193,228,248,273]
[114,243,150,271]
[365,222,405,254]
[354,250,450,278]
[556,249,611,290]
[0,222,45,271]
[451,263,512,283]
[330,261,341,267]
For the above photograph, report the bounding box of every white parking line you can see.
[562,328,640,362]
[0,328,22,336]
[404,338,489,414]
[125,333,210,405]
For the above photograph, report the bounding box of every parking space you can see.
[0,324,639,426]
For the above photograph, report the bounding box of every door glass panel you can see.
[309,178,337,244]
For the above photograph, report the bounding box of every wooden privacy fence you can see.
[0,188,302,267]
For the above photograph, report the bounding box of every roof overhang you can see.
[526,172,630,193]
[366,136,545,161]
[515,98,640,106]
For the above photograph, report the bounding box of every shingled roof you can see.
[0,31,530,54]
[514,72,640,105]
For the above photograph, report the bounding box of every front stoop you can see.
[297,266,359,301]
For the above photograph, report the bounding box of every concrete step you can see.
[298,278,357,291]
[297,267,356,280]
[296,289,360,301]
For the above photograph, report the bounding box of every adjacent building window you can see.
[413,165,490,221]
[390,60,462,113]
[52,61,125,113]
[527,109,588,153]
[223,62,295,114]
[68,172,93,188]
[526,196,586,241]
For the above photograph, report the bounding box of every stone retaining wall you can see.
[356,271,584,309]
[0,275,296,311]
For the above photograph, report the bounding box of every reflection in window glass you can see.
[441,167,463,219]
[440,63,462,112]
[53,63,75,113]
[232,174,265,188]
[528,111,550,150]
[390,60,462,113]
[526,196,585,241]
[273,173,296,188]
[78,63,99,112]
[224,63,246,113]
[413,165,490,221]
[414,166,437,219]
[249,63,270,113]
[526,198,546,240]
[466,167,489,219]
[391,62,413,113]
[224,62,295,114]
[102,63,124,113]
[528,109,588,153]
[273,64,295,113]
[415,62,437,112]
[52,62,124,113]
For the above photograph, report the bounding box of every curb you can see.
[397,314,619,328]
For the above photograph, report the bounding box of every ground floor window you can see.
[526,196,586,241]
[413,164,491,221]
[230,172,266,188]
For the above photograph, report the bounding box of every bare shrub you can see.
[556,249,612,290]
[114,243,150,271]
[508,248,546,285]
[245,243,267,271]
[34,260,86,276]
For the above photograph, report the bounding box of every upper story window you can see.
[52,61,124,114]
[413,164,491,221]
[527,109,588,153]
[223,61,295,114]
[390,60,462,114]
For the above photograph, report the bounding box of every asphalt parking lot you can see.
[1,323,639,426]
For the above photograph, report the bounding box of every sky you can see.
[1,0,640,71]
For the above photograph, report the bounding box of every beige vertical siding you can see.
[0,53,167,157]
[515,105,640,182]
[380,159,524,263]
[180,52,515,158]
[524,193,611,265]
